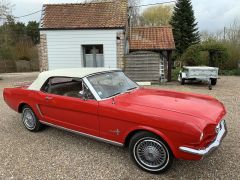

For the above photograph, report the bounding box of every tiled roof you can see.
[129,27,175,50]
[40,1,128,29]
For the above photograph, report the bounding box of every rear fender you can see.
[3,88,19,112]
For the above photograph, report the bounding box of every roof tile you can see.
[40,1,128,29]
[129,27,175,50]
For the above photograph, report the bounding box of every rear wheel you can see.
[22,105,43,132]
[181,78,185,85]
[211,78,217,85]
[129,131,174,173]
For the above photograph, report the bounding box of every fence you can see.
[124,51,163,83]
[0,60,16,73]
[0,59,39,73]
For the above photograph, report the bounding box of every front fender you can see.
[123,126,178,157]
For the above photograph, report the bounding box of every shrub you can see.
[223,42,240,70]
[201,41,229,69]
[179,44,202,66]
[180,41,229,69]
[219,69,240,76]
[171,67,182,81]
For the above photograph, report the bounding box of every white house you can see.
[38,0,176,82]
[38,1,128,71]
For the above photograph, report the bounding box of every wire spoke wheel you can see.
[130,132,174,173]
[22,108,36,130]
[134,139,168,170]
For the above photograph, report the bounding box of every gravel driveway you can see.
[0,72,239,179]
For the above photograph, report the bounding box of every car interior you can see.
[41,77,94,99]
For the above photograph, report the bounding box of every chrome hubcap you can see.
[23,109,36,129]
[135,139,167,168]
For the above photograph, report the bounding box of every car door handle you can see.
[45,96,53,100]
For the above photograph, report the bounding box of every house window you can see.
[82,45,104,67]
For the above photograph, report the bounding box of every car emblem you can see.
[109,129,121,135]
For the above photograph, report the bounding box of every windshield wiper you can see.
[107,87,137,98]
[127,87,137,91]
[107,92,121,98]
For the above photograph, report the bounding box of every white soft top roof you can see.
[28,68,119,90]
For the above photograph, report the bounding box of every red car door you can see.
[34,91,99,137]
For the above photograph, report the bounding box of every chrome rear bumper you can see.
[179,120,227,156]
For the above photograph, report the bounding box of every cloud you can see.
[10,0,240,31]
[192,0,240,32]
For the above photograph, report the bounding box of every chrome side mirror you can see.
[79,90,84,96]
[79,90,87,100]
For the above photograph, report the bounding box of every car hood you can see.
[116,88,226,123]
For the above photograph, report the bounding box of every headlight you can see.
[215,122,221,133]
[200,132,204,141]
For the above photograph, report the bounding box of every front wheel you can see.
[179,74,185,85]
[129,131,174,173]
[181,78,185,85]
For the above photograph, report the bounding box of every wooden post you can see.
[3,58,7,73]
[167,50,172,82]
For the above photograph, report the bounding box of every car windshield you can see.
[87,71,139,99]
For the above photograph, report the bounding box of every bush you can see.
[179,41,230,69]
[223,42,240,70]
[179,44,203,66]
[171,67,181,81]
[0,46,16,60]
[219,69,240,76]
[201,41,229,69]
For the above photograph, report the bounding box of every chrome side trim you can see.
[36,104,43,117]
[39,120,124,147]
[82,77,101,101]
[179,120,227,156]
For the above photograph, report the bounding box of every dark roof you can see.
[39,1,128,30]
[129,27,175,50]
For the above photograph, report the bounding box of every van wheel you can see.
[211,78,217,85]
[129,131,174,173]
[181,78,185,85]
[179,74,185,85]
[22,105,43,132]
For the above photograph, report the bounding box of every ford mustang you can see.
[3,68,227,173]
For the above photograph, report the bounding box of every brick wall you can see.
[38,34,49,72]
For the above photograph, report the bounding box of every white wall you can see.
[41,29,123,70]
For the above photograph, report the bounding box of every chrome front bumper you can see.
[179,120,227,156]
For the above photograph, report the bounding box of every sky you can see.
[9,0,240,32]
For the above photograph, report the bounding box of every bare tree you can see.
[80,0,141,26]
[0,0,14,24]
[140,4,173,26]
[226,19,240,44]
[200,18,240,44]
[128,0,141,26]
[200,30,224,42]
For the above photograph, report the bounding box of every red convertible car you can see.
[3,68,227,173]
